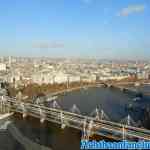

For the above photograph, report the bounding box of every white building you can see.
[81,74,96,82]
[7,74,21,83]
[99,74,129,81]
[0,63,6,71]
[32,73,54,85]
[32,71,81,85]
[69,75,80,83]
[137,71,149,79]
[54,72,68,84]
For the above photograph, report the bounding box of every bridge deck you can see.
[1,97,150,141]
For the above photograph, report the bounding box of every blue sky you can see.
[0,0,149,59]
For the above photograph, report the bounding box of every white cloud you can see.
[117,4,145,16]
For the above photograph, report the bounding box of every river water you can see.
[0,86,150,150]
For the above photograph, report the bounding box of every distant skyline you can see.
[0,0,150,59]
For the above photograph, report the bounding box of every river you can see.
[0,86,150,150]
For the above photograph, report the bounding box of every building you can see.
[0,63,6,71]
[69,75,80,83]
[81,74,96,82]
[32,73,54,85]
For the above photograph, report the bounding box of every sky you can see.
[0,0,150,59]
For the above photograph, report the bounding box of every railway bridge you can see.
[0,95,150,141]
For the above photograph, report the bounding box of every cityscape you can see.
[1,57,150,87]
[1,56,150,149]
[0,0,150,150]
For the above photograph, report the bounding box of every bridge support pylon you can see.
[122,125,126,141]
[0,96,9,114]
[81,119,89,141]
[60,111,66,129]
[20,103,27,119]
[39,107,46,123]
[81,118,94,141]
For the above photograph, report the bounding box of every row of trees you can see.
[6,81,93,100]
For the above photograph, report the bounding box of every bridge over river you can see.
[0,95,150,141]
[44,81,150,102]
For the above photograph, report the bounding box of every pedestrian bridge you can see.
[0,96,150,141]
